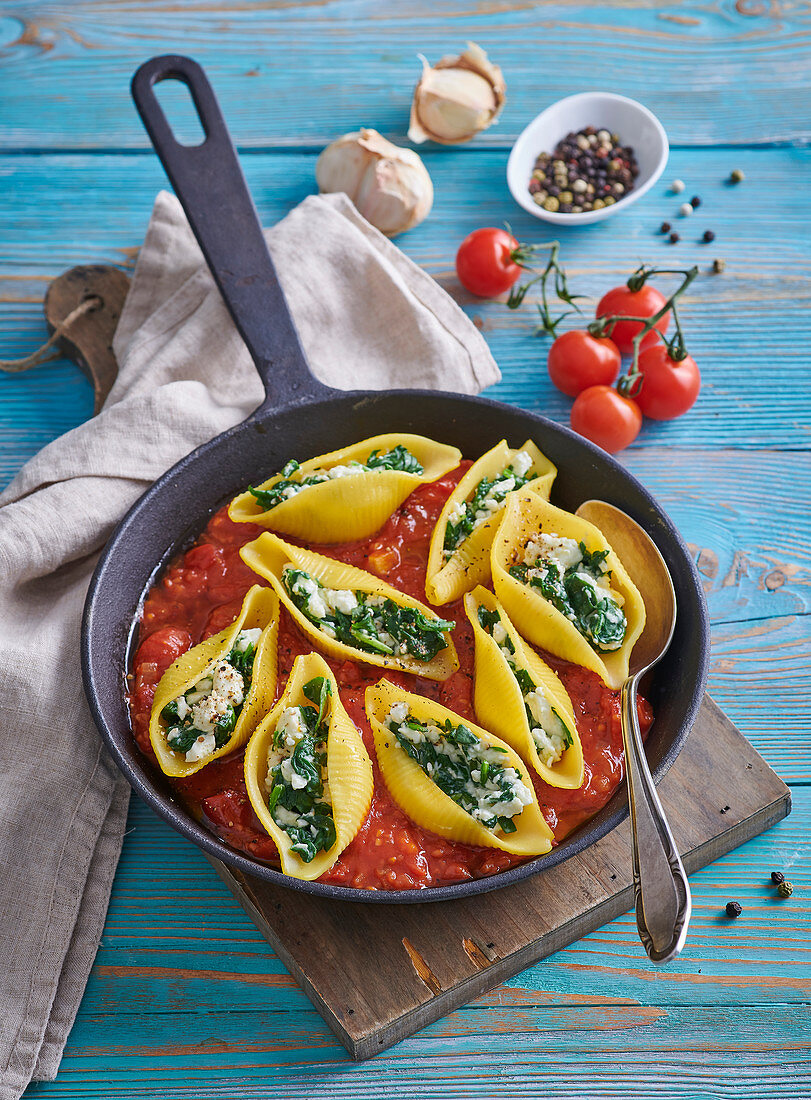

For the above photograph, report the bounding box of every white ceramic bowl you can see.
[507,92,668,226]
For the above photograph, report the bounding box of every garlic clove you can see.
[409,42,506,145]
[315,128,433,237]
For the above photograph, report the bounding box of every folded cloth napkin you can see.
[0,190,499,1098]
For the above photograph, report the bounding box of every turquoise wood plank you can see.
[1,147,809,469]
[23,1007,811,1098]
[21,790,808,1097]
[1,0,810,149]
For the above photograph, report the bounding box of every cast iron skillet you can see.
[81,55,709,903]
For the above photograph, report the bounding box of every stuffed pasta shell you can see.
[425,439,556,605]
[229,433,461,543]
[491,491,645,690]
[365,680,553,856]
[149,585,279,777]
[244,653,373,880]
[240,533,459,680]
[464,586,583,790]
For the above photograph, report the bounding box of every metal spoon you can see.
[576,499,691,963]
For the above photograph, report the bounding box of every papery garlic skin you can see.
[315,128,433,236]
[409,42,506,145]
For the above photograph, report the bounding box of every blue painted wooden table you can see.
[2,2,809,1096]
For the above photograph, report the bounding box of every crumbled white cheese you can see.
[191,690,233,733]
[211,660,245,707]
[233,627,262,652]
[510,449,533,478]
[276,706,309,749]
[185,732,217,763]
[491,621,507,645]
[327,588,358,614]
[525,689,569,766]
[174,695,190,721]
[281,757,309,790]
[524,533,583,572]
[326,463,359,479]
[389,701,409,724]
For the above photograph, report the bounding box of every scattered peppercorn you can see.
[712,258,726,274]
[777,881,793,898]
[528,127,639,214]
[725,901,742,918]
[679,203,693,217]
[690,195,702,208]
[660,221,671,233]
[771,870,785,885]
[669,232,680,244]
[703,229,716,243]
[671,178,685,193]
[730,169,745,183]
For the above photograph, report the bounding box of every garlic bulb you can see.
[315,128,433,236]
[408,42,506,145]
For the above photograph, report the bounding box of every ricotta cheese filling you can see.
[509,533,627,653]
[443,450,536,560]
[162,628,260,763]
[283,567,453,662]
[384,702,534,833]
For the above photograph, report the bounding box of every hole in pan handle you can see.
[130,54,334,411]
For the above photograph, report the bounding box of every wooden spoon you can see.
[576,499,691,963]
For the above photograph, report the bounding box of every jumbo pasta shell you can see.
[240,533,459,681]
[244,653,373,880]
[464,587,583,789]
[149,585,279,778]
[425,439,556,605]
[365,679,553,856]
[491,492,646,690]
[229,433,461,543]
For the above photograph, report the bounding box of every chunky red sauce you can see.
[129,464,652,891]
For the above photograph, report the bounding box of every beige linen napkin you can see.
[0,190,499,1098]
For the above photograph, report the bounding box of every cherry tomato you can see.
[570,385,642,453]
[634,346,701,420]
[596,284,670,354]
[455,228,523,298]
[547,330,621,397]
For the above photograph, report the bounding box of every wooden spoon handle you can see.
[621,674,692,963]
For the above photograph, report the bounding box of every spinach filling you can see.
[265,676,337,863]
[509,540,626,653]
[443,454,535,557]
[283,567,454,662]
[385,706,533,834]
[476,605,573,763]
[161,629,260,758]
[248,445,424,510]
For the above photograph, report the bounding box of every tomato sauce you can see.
[129,464,653,891]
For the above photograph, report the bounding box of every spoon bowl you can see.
[577,499,691,963]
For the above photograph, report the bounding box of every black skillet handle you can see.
[131,55,333,410]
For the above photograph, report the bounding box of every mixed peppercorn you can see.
[528,126,639,214]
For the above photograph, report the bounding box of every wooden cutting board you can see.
[47,267,791,1060]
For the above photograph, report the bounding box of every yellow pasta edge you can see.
[243,653,373,880]
[240,533,459,681]
[365,679,553,856]
[149,585,279,778]
[425,439,556,606]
